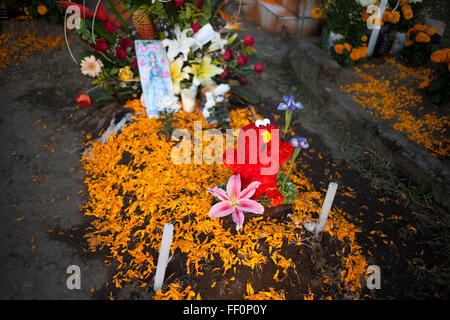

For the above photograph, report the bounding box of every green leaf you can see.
[231,87,260,105]
[89,88,115,104]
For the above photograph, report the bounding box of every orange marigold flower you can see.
[414,24,427,32]
[37,5,48,15]
[415,32,430,43]
[389,11,400,24]
[401,4,413,20]
[404,40,414,47]
[362,11,369,22]
[418,80,430,89]
[361,35,368,42]
[427,27,436,36]
[349,49,359,61]
[344,43,351,52]
[334,43,344,54]
[430,49,450,64]
[311,7,324,19]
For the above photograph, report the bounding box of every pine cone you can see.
[132,9,155,40]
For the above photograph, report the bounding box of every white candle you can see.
[153,223,174,292]
[367,0,388,57]
[314,182,338,240]
[181,86,197,113]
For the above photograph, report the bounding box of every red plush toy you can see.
[223,119,293,207]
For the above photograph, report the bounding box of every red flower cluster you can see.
[223,122,294,207]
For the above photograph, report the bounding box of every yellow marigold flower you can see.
[427,27,436,36]
[37,5,48,15]
[401,4,413,20]
[415,32,430,43]
[334,43,344,55]
[361,35,368,42]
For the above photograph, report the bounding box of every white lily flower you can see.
[207,32,228,54]
[161,24,201,62]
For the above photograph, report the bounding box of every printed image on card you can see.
[135,40,174,118]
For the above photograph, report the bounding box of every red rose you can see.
[76,94,92,108]
[105,20,118,34]
[237,55,248,66]
[94,38,108,52]
[115,46,128,59]
[222,48,234,61]
[219,68,230,79]
[243,35,255,46]
[120,38,132,49]
[253,62,264,73]
[238,75,248,85]
[197,0,202,8]
[191,23,200,33]
[173,0,185,8]
[133,57,138,70]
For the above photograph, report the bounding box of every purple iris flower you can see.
[290,137,309,149]
[277,94,304,112]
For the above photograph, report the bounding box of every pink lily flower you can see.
[208,174,264,231]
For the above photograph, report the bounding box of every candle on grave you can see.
[153,223,174,292]
[181,86,197,113]
[367,0,388,57]
[314,182,338,240]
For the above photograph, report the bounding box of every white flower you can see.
[157,95,180,113]
[80,55,103,78]
[202,91,216,119]
[214,84,230,97]
[161,24,201,62]
[207,32,228,54]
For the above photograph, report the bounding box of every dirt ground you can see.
[0,13,448,300]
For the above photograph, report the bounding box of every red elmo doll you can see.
[223,118,293,207]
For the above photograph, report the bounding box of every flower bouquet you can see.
[401,23,438,66]
[61,0,263,118]
[425,48,450,105]
[208,95,309,231]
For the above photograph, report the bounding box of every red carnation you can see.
[133,57,138,70]
[219,68,230,79]
[76,94,92,108]
[174,0,185,8]
[243,35,255,46]
[105,20,118,34]
[197,0,202,8]
[94,38,108,52]
[237,55,248,66]
[222,48,234,61]
[120,38,132,49]
[191,23,200,33]
[254,62,264,73]
[115,46,128,59]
